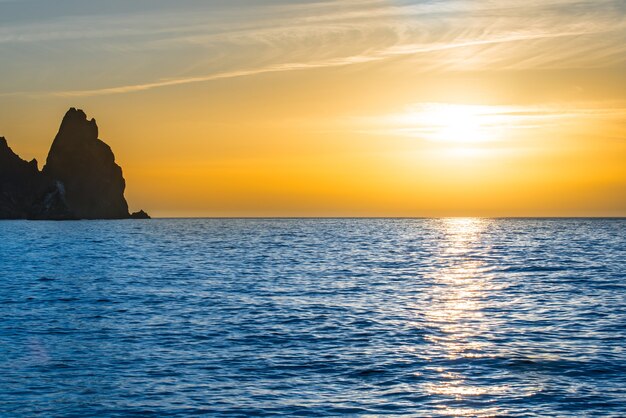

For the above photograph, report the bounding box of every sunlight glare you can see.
[390,103,510,143]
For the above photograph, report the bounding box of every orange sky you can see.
[0,0,624,217]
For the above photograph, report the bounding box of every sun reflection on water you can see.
[421,218,505,415]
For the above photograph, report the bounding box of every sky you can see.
[0,0,624,217]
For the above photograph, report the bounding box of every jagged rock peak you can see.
[43,108,129,219]
[1,136,13,153]
[0,136,27,170]
[0,108,149,220]
[57,107,98,142]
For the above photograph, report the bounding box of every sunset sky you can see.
[0,0,624,217]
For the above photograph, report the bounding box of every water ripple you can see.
[0,218,625,416]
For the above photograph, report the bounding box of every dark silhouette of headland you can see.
[0,108,149,220]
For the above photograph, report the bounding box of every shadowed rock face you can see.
[1,137,73,219]
[43,108,130,219]
[0,108,149,220]
[0,137,42,218]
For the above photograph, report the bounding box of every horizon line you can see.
[21,216,625,221]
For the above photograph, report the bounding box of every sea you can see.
[0,218,625,417]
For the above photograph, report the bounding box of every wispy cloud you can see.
[1,0,625,97]
[54,29,613,97]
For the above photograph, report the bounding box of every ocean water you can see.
[0,218,625,417]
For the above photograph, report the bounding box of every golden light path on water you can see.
[416,218,534,417]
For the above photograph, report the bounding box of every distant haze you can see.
[0,0,625,217]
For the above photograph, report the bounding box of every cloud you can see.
[1,0,626,97]
[52,30,604,97]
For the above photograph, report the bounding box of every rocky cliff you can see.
[0,108,149,220]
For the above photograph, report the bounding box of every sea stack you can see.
[43,108,130,219]
[0,108,149,220]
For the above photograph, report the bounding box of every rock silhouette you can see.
[129,210,150,219]
[0,137,45,218]
[0,108,149,220]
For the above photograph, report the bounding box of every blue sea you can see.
[1,218,625,417]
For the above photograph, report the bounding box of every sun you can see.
[424,104,485,143]
[389,103,507,144]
